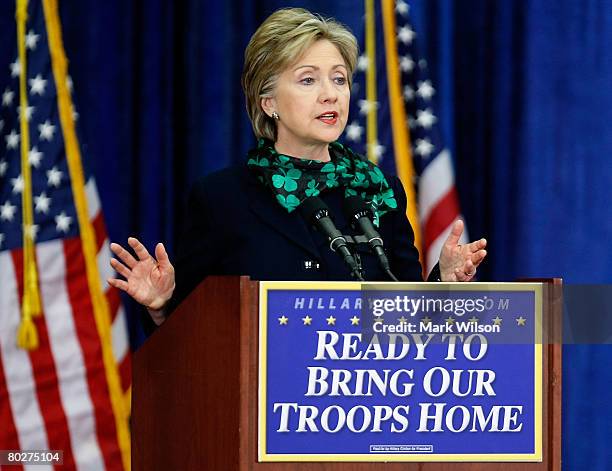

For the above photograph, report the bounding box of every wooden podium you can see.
[132,276,561,470]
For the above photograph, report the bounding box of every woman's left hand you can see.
[439,219,487,282]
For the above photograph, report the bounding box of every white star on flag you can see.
[400,55,415,73]
[55,211,72,233]
[25,30,40,50]
[396,0,410,16]
[357,54,369,71]
[9,58,20,78]
[416,80,435,100]
[397,25,415,45]
[0,200,17,221]
[47,166,63,187]
[414,138,434,157]
[345,121,364,141]
[403,85,415,101]
[18,105,35,122]
[5,130,19,149]
[11,175,24,194]
[38,120,56,141]
[29,74,47,96]
[416,108,437,129]
[369,140,386,160]
[358,99,378,115]
[25,224,40,241]
[0,159,7,176]
[2,88,14,107]
[29,146,43,167]
[34,192,52,214]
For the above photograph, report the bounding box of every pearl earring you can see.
[272,111,280,120]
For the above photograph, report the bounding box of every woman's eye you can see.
[334,76,347,85]
[300,77,315,85]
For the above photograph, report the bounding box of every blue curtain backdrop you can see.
[1,1,610,468]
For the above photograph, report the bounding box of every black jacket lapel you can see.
[245,172,321,260]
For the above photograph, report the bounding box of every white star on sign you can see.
[416,80,435,100]
[2,88,14,107]
[414,138,434,158]
[397,25,415,45]
[357,54,369,72]
[0,159,7,176]
[345,121,364,141]
[5,130,19,150]
[25,30,40,50]
[38,120,56,141]
[358,99,378,115]
[29,74,47,96]
[400,55,415,73]
[396,0,409,16]
[29,146,43,168]
[34,192,51,214]
[9,59,20,78]
[55,211,72,233]
[47,166,63,187]
[11,174,24,194]
[18,105,35,122]
[0,201,17,221]
[416,108,437,129]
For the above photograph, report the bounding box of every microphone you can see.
[343,196,398,281]
[300,197,364,281]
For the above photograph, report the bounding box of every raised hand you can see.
[108,237,175,310]
[438,219,487,282]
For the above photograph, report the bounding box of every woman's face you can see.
[262,39,350,157]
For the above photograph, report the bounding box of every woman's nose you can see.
[319,78,338,103]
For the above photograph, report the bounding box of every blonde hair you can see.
[241,8,358,141]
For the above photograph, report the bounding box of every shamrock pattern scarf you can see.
[247,139,397,226]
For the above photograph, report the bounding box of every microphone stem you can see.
[385,269,399,282]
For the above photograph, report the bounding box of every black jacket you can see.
[168,164,432,312]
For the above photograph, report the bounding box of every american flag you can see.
[344,0,468,274]
[0,1,130,469]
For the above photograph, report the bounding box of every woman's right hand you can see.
[108,237,176,311]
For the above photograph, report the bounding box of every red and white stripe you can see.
[0,179,129,470]
[418,148,468,273]
[1,251,50,471]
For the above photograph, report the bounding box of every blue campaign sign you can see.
[258,282,543,462]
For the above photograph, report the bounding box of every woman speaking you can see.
[107,8,487,325]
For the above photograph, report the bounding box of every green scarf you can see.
[246,139,397,226]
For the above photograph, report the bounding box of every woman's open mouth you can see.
[317,111,339,125]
